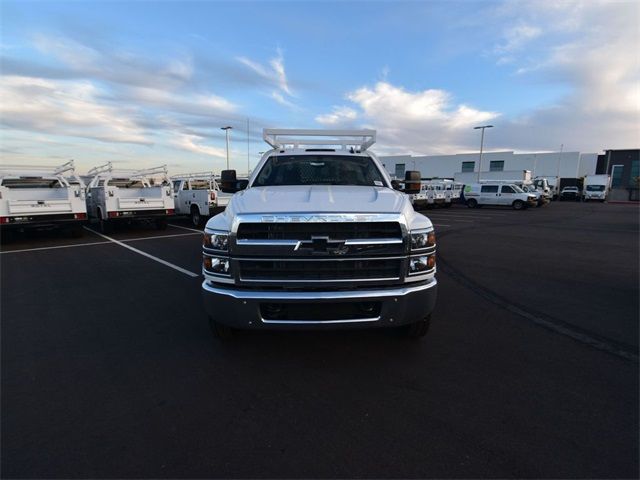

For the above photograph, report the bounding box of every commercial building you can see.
[595,149,640,201]
[380,151,598,182]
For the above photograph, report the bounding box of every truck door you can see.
[480,185,499,204]
[499,185,516,205]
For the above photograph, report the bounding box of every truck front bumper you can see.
[202,279,437,330]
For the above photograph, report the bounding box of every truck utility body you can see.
[171,173,233,226]
[0,161,87,235]
[86,163,174,232]
[202,129,437,338]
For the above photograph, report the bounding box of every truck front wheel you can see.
[405,314,431,338]
[209,316,235,340]
[512,200,524,210]
[466,199,478,208]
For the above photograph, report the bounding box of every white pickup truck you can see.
[171,173,233,226]
[202,129,437,339]
[86,163,175,233]
[0,161,87,237]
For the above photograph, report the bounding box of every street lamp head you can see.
[221,126,233,131]
[474,125,494,129]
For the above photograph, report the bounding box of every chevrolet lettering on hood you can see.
[260,214,378,223]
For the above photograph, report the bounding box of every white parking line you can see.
[169,223,203,233]
[84,227,200,278]
[431,218,475,223]
[0,241,111,254]
[1,232,201,255]
[432,224,451,227]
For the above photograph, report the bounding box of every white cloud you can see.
[0,76,149,144]
[237,48,296,106]
[316,81,499,154]
[315,106,358,125]
[170,133,227,158]
[493,24,542,54]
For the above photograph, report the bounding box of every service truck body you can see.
[202,129,437,337]
[0,161,87,234]
[86,163,174,232]
[171,173,233,226]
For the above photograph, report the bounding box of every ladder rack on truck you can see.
[85,162,174,232]
[263,129,377,151]
[0,160,87,237]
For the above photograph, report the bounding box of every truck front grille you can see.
[236,222,401,240]
[238,258,402,282]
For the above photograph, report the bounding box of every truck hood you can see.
[228,185,408,215]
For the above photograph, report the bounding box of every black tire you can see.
[209,316,234,340]
[190,206,201,227]
[156,218,168,230]
[512,200,524,210]
[97,210,112,234]
[467,199,478,208]
[405,315,431,338]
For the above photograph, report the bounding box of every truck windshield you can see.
[586,185,605,191]
[512,185,525,193]
[252,155,386,187]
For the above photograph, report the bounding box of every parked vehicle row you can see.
[0,162,242,237]
[0,161,87,238]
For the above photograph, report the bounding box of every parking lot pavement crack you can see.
[436,247,638,363]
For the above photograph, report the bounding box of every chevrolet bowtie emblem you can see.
[295,236,348,255]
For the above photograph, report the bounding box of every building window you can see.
[611,165,624,187]
[394,164,405,178]
[630,160,639,186]
[461,161,475,172]
[489,161,504,172]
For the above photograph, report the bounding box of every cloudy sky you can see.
[1,0,638,173]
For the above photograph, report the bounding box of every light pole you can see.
[474,125,493,182]
[221,126,233,170]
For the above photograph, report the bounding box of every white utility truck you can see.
[171,173,233,226]
[582,175,609,202]
[86,163,175,233]
[463,182,537,210]
[202,129,437,339]
[0,161,87,237]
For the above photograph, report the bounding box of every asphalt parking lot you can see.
[1,202,638,478]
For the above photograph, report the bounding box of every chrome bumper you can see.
[202,279,437,329]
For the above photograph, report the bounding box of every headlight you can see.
[203,256,230,275]
[203,231,229,251]
[410,229,436,250]
[408,254,436,274]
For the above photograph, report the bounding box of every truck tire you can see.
[156,218,168,230]
[209,316,234,340]
[97,210,112,234]
[190,206,202,227]
[467,199,478,208]
[405,314,431,338]
[512,200,524,210]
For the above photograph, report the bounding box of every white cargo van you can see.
[171,173,233,226]
[463,183,537,210]
[86,163,175,232]
[0,161,87,237]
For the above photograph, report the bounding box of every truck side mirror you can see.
[403,170,421,194]
[220,170,244,193]
[391,180,403,191]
